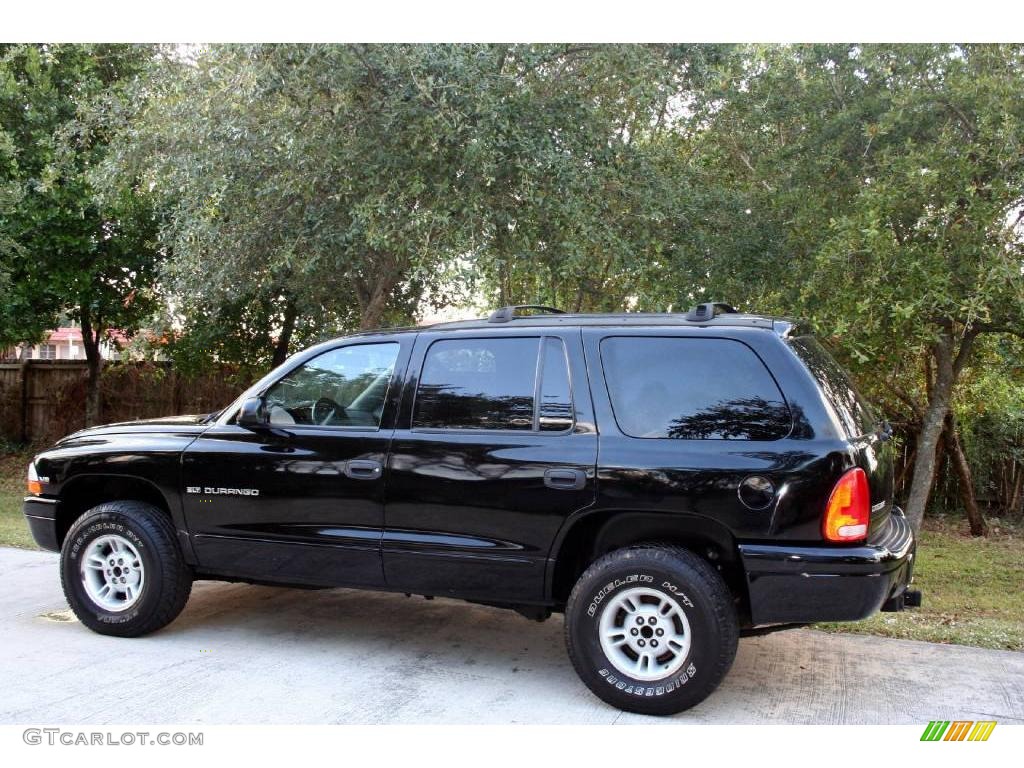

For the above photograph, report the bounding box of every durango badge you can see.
[186,487,260,496]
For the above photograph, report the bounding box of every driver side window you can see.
[264,342,400,428]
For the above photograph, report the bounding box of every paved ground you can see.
[2,546,1023,725]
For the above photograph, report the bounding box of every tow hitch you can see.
[882,588,923,612]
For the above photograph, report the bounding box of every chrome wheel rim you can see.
[80,535,145,612]
[598,587,691,681]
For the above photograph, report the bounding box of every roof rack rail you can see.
[685,302,738,322]
[487,305,566,323]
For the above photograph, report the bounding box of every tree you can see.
[463,45,728,312]
[943,335,1024,525]
[100,44,495,365]
[102,44,729,365]
[0,44,161,425]
[686,44,1024,532]
[809,45,1024,532]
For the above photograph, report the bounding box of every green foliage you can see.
[101,44,731,360]
[5,43,1024,526]
[463,45,729,312]
[811,46,1024,351]
[950,337,1024,514]
[158,292,340,380]
[0,448,34,549]
[0,44,161,351]
[687,45,1024,342]
[100,44,503,346]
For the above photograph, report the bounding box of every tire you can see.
[60,501,193,637]
[565,544,739,715]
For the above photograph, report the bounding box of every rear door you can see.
[584,328,814,541]
[382,328,597,603]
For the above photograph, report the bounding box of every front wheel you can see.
[60,501,193,637]
[565,545,738,715]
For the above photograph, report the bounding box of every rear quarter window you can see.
[787,336,878,438]
[599,336,792,440]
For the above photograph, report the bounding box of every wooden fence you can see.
[0,361,246,445]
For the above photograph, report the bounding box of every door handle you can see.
[344,459,383,480]
[544,468,586,491]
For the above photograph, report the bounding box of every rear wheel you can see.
[60,501,193,637]
[565,544,738,715]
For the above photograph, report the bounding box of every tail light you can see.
[27,462,42,496]
[823,467,870,542]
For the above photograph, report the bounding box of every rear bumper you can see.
[23,497,61,552]
[739,508,917,626]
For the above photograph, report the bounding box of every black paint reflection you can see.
[414,387,535,430]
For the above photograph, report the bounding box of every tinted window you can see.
[264,342,399,428]
[788,336,877,437]
[600,337,791,440]
[539,337,573,431]
[414,338,539,430]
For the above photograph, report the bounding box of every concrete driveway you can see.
[2,546,1022,725]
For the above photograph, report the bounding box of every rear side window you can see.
[539,337,573,431]
[787,336,877,437]
[600,337,791,440]
[413,336,573,431]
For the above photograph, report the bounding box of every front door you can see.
[382,329,597,604]
[182,336,411,587]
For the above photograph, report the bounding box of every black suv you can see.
[23,304,918,715]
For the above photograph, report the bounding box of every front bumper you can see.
[738,508,917,626]
[23,497,61,552]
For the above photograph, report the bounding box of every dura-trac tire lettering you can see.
[60,501,193,637]
[564,544,739,715]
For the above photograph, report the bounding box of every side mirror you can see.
[237,396,268,429]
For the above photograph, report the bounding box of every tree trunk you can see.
[354,275,393,331]
[903,329,976,533]
[271,299,298,368]
[1010,470,1024,517]
[930,429,947,500]
[894,445,916,498]
[80,310,104,428]
[944,413,988,536]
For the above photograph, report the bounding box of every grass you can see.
[0,446,1021,650]
[0,448,37,550]
[815,516,1024,651]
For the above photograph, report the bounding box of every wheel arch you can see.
[55,474,175,548]
[548,509,751,623]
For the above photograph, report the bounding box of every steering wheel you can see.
[311,397,344,426]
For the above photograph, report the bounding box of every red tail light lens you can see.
[823,467,870,542]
